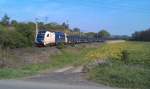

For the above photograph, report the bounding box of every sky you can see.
[0,0,150,35]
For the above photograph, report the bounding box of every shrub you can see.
[121,50,129,64]
[16,23,35,46]
[0,29,28,48]
[86,43,129,61]
[56,43,65,49]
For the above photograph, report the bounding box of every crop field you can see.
[87,42,150,89]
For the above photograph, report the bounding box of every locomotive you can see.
[35,31,68,46]
[35,30,102,46]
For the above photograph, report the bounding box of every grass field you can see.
[0,43,98,79]
[0,42,149,89]
[87,42,150,89]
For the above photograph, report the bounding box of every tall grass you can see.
[0,45,96,79]
[88,42,150,89]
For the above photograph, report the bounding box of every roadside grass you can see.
[2,41,149,89]
[88,61,150,89]
[50,45,97,68]
[0,63,53,79]
[0,44,98,79]
[87,42,150,89]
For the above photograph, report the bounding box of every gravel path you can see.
[0,66,121,89]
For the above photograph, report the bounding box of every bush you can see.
[0,29,28,48]
[16,23,35,46]
[121,50,129,64]
[56,43,65,49]
[132,28,150,41]
[86,43,129,61]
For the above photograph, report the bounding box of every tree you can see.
[73,28,80,32]
[0,14,10,26]
[11,20,18,26]
[0,29,28,48]
[132,28,150,41]
[62,22,69,29]
[98,30,110,38]
[16,23,35,46]
[85,32,97,38]
[44,22,67,32]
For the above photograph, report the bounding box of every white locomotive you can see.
[35,31,67,46]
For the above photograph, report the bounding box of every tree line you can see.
[0,15,34,48]
[1,14,149,49]
[0,14,71,48]
[0,14,112,49]
[132,28,150,41]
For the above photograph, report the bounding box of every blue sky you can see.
[0,0,150,35]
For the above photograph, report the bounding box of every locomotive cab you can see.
[36,31,55,46]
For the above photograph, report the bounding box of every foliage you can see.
[56,43,65,49]
[0,45,94,79]
[86,43,129,61]
[0,29,28,48]
[88,61,150,89]
[84,32,97,38]
[11,20,18,26]
[88,42,150,89]
[132,28,150,41]
[73,28,80,32]
[0,14,35,48]
[98,30,110,38]
[121,50,129,64]
[62,22,69,29]
[0,14,75,48]
[15,22,35,46]
[0,14,10,26]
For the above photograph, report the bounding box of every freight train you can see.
[35,30,102,46]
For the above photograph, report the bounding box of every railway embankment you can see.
[0,43,101,79]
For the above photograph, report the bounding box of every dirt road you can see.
[0,66,121,89]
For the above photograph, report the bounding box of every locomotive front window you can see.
[37,34,45,39]
[47,34,49,37]
[37,31,46,39]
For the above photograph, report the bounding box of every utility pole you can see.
[66,20,69,28]
[45,16,48,24]
[35,18,39,42]
[65,20,69,34]
[97,32,99,42]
